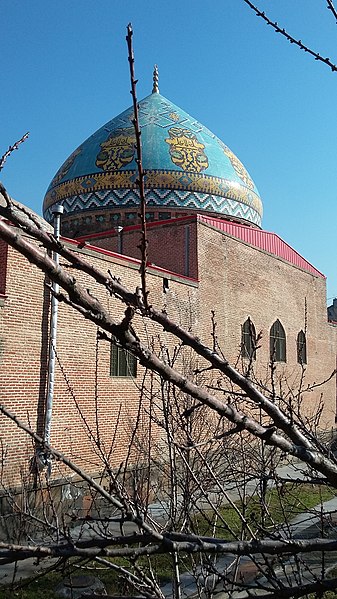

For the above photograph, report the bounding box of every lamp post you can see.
[44,204,64,448]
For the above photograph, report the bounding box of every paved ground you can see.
[0,461,336,596]
[0,556,59,587]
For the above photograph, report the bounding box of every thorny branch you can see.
[242,0,337,72]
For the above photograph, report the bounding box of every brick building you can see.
[0,75,336,489]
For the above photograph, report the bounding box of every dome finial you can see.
[152,64,159,93]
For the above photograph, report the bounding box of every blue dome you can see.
[43,92,263,231]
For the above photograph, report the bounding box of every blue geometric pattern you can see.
[44,188,262,227]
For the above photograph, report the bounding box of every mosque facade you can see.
[0,74,336,489]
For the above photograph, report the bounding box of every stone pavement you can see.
[0,556,58,587]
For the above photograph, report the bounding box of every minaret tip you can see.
[152,64,159,93]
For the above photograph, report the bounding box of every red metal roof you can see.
[198,215,325,279]
[72,213,324,280]
[62,236,199,283]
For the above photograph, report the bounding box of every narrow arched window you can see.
[297,330,307,364]
[270,320,286,362]
[241,318,256,360]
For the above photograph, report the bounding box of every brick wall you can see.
[1,219,337,488]
[84,218,198,279]
[196,220,337,427]
[0,233,198,487]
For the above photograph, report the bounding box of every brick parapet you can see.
[81,217,198,280]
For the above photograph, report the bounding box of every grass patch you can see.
[0,571,60,599]
[192,483,335,540]
[0,559,126,599]
[0,483,335,598]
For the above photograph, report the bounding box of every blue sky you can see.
[2,0,337,300]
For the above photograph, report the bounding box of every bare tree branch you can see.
[327,0,337,23]
[1,200,337,485]
[126,23,149,311]
[4,534,337,561]
[0,401,163,540]
[2,21,337,595]
[0,132,29,172]
[242,0,337,72]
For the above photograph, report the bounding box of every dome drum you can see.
[59,202,261,239]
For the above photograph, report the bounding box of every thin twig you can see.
[327,0,337,23]
[126,24,149,311]
[242,0,337,72]
[0,401,163,541]
[0,133,29,172]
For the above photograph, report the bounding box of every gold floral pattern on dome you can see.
[96,128,136,170]
[169,112,180,122]
[219,142,255,190]
[165,127,209,173]
[50,147,82,187]
[44,169,263,215]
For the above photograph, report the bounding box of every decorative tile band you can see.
[43,187,262,227]
[43,169,263,216]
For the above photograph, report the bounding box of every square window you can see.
[110,341,137,378]
[159,212,171,220]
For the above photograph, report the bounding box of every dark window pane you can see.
[270,320,286,362]
[241,318,256,360]
[110,342,118,375]
[297,330,307,364]
[110,341,137,378]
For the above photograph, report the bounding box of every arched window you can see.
[241,318,256,360]
[297,330,307,364]
[270,320,286,362]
